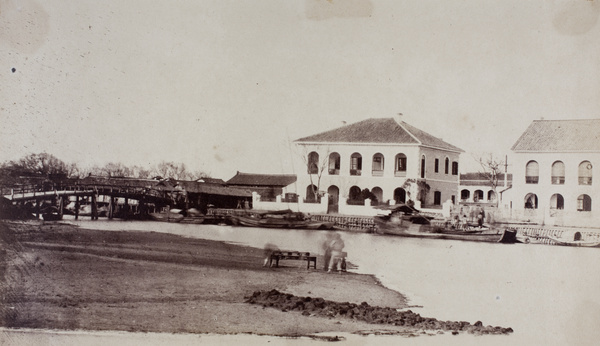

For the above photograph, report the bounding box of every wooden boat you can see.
[41,206,62,221]
[374,205,517,244]
[227,210,335,230]
[547,233,600,248]
[42,212,62,221]
[149,208,184,223]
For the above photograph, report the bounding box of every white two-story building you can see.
[294,117,463,213]
[508,119,599,227]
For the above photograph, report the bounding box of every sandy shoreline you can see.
[0,220,511,339]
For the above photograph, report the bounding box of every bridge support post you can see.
[58,197,64,219]
[75,196,80,220]
[35,199,40,219]
[108,196,114,219]
[91,193,98,220]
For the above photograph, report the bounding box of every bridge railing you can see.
[2,181,175,202]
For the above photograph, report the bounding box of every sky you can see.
[1,0,599,180]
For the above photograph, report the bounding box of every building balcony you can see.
[525,176,539,184]
[551,176,565,185]
[394,171,407,177]
[372,170,384,177]
[350,169,362,176]
[328,169,340,175]
[579,177,592,185]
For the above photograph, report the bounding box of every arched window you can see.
[394,188,406,204]
[551,161,565,184]
[550,194,564,210]
[327,185,339,205]
[452,161,459,175]
[395,154,407,176]
[372,153,384,176]
[371,187,383,205]
[474,190,484,202]
[578,161,593,185]
[577,194,592,211]
[524,193,538,209]
[350,153,362,176]
[433,191,441,205]
[525,161,539,184]
[348,186,363,205]
[461,189,470,201]
[420,155,426,178]
[488,190,496,202]
[307,152,319,174]
[445,158,450,174]
[328,152,340,175]
[305,184,318,202]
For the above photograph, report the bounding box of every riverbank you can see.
[0,220,511,339]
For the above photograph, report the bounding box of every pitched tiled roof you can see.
[178,180,252,197]
[512,119,600,152]
[226,172,297,187]
[295,118,463,152]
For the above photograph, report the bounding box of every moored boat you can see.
[374,204,516,243]
[547,232,600,248]
[227,210,335,230]
[41,206,62,221]
[149,208,184,223]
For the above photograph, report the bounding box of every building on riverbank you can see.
[226,172,297,202]
[504,119,599,227]
[293,116,464,213]
[458,172,512,206]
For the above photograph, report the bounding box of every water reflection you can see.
[68,219,600,346]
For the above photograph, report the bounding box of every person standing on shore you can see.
[321,233,335,271]
[328,233,345,273]
[262,243,279,267]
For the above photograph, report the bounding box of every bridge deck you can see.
[3,190,95,201]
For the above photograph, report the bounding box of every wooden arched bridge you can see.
[1,177,178,220]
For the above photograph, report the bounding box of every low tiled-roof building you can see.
[507,119,599,227]
[226,172,297,201]
[178,179,252,212]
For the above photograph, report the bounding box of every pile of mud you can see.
[246,290,513,335]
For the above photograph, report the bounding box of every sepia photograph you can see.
[1,1,599,345]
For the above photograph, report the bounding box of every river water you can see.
[36,219,600,345]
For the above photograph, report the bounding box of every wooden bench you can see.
[269,251,317,269]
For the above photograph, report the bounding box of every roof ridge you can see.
[533,119,600,122]
[236,172,296,176]
[396,120,422,145]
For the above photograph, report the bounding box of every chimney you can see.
[394,113,404,124]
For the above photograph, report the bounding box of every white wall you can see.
[294,142,461,208]
[507,151,599,227]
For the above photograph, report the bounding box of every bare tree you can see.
[153,161,194,180]
[131,165,152,179]
[296,145,331,202]
[474,153,506,206]
[102,162,133,177]
[13,153,73,176]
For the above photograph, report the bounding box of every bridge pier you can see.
[108,196,114,219]
[91,193,98,220]
[75,196,80,220]
[58,197,64,219]
[35,199,40,219]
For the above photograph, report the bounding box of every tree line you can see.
[0,153,211,185]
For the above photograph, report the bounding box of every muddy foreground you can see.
[0,220,511,339]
